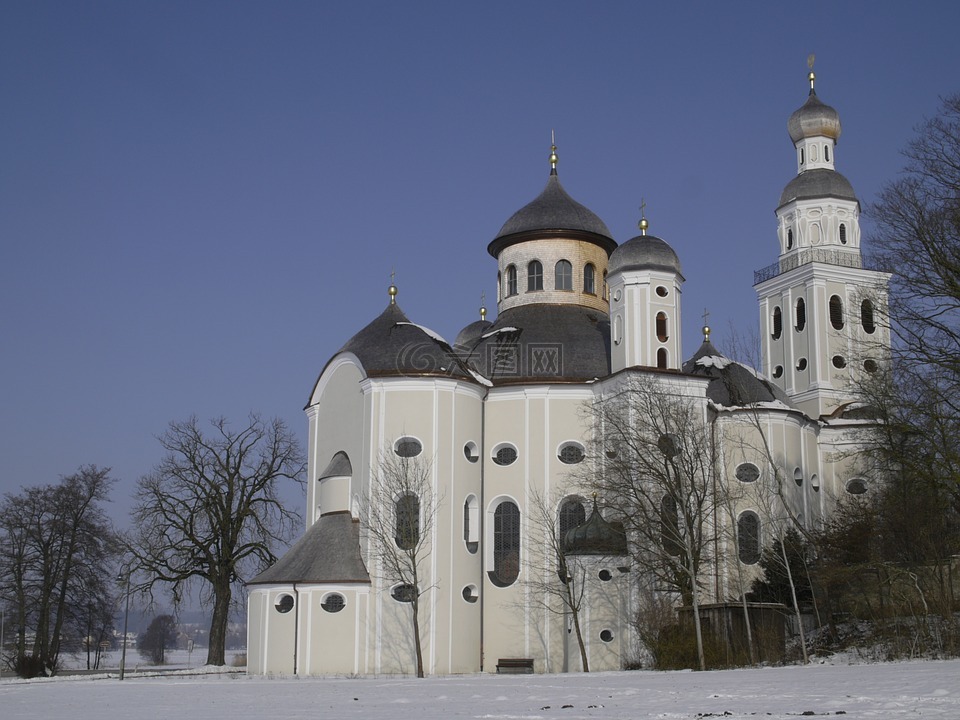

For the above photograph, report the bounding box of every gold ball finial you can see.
[807,53,816,93]
[639,217,649,235]
[388,284,398,305]
[480,305,487,321]
[702,325,711,341]
[549,144,558,170]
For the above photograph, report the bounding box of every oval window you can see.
[462,585,479,603]
[391,584,417,603]
[832,355,846,369]
[772,306,782,340]
[794,468,803,487]
[795,297,806,332]
[796,358,807,371]
[321,593,345,613]
[463,441,479,463]
[735,463,760,483]
[492,444,518,466]
[861,299,876,334]
[395,437,422,458]
[656,285,669,297]
[558,442,585,464]
[846,479,868,495]
[275,594,294,614]
[773,365,783,379]
[829,295,844,330]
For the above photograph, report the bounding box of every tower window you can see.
[787,229,794,250]
[527,260,543,291]
[657,348,668,369]
[839,223,847,244]
[832,355,847,369]
[829,295,844,330]
[772,306,782,339]
[583,263,596,295]
[394,493,420,550]
[773,365,783,378]
[602,270,608,300]
[864,358,878,373]
[555,260,573,291]
[795,297,806,332]
[492,501,520,586]
[505,265,518,297]
[796,357,807,371]
[737,511,761,565]
[861,299,876,333]
[824,145,830,162]
[800,149,805,165]
[656,285,669,297]
[656,312,669,342]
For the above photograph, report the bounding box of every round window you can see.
[558,443,585,465]
[493,445,518,466]
[735,463,760,483]
[864,359,878,374]
[462,585,479,603]
[321,593,345,613]
[600,629,614,643]
[598,569,613,582]
[275,594,294,614]
[796,358,808,371]
[656,286,669,297]
[832,355,846,369]
[773,365,783,379]
[463,441,479,463]
[395,437,422,458]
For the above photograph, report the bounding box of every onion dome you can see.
[788,88,841,144]
[609,233,683,278]
[682,334,796,409]
[488,146,615,258]
[454,318,494,352]
[562,499,628,557]
[778,168,857,207]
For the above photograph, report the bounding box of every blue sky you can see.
[3,1,959,523]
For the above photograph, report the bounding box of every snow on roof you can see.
[395,321,448,344]
[480,326,519,339]
[468,368,493,387]
[696,355,732,370]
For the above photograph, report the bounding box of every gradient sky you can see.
[3,1,959,525]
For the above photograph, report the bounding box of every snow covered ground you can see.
[3,659,959,720]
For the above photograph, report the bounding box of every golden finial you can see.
[807,53,816,93]
[549,129,558,172]
[638,198,648,235]
[702,308,711,341]
[480,291,487,321]
[388,269,398,305]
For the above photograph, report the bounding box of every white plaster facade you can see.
[247,74,890,676]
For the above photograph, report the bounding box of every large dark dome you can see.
[778,168,857,208]
[488,171,615,257]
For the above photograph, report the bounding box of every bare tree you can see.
[520,488,592,672]
[588,375,718,671]
[0,466,120,676]
[362,451,439,678]
[128,415,305,666]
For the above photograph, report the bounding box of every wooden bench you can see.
[496,657,534,674]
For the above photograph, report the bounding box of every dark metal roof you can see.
[778,169,857,208]
[248,511,370,585]
[460,303,611,383]
[454,319,494,352]
[318,451,352,480]
[563,501,628,556]
[788,90,841,143]
[683,340,797,409]
[488,171,616,258]
[608,234,683,278]
[325,301,474,382]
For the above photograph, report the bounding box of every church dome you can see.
[608,233,683,277]
[488,171,615,258]
[778,168,857,208]
[682,337,796,409]
[454,318,493,352]
[562,500,628,557]
[788,90,842,144]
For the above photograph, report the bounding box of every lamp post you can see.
[117,573,131,680]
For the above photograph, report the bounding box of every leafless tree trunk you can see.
[362,452,440,678]
[128,415,305,666]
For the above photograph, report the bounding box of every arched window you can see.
[657,348,668,369]
[829,295,844,330]
[527,260,543,291]
[505,265,518,297]
[394,493,420,550]
[463,495,479,553]
[559,498,586,543]
[795,297,806,332]
[497,271,501,302]
[555,260,573,291]
[660,495,681,557]
[839,223,846,244]
[787,228,794,250]
[799,149,804,165]
[737,511,761,564]
[824,145,830,162]
[772,306,782,339]
[583,263,596,295]
[656,312,668,342]
[861,299,876,334]
[602,270,608,300]
[493,501,520,586]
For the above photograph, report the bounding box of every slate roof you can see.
[609,234,683,278]
[459,303,611,383]
[318,451,352,480]
[488,171,616,258]
[320,301,474,383]
[682,339,797,409]
[454,318,494,352]
[563,500,628,557]
[248,511,370,585]
[778,168,858,208]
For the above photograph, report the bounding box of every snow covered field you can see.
[2,659,959,720]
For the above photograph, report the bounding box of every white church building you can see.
[246,70,890,675]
